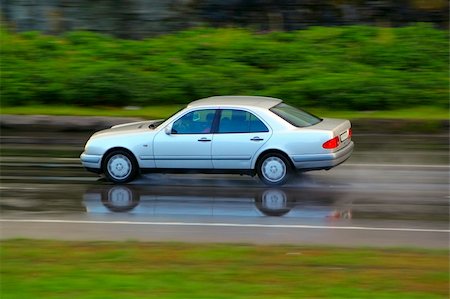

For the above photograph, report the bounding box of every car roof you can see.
[187,96,282,109]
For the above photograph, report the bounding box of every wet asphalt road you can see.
[0,132,448,248]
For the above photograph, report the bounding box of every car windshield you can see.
[270,103,322,127]
[148,106,186,129]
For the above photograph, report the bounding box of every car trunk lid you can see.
[311,118,352,151]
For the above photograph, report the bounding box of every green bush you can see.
[0,24,448,110]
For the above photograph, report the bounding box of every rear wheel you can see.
[257,153,292,186]
[103,150,138,183]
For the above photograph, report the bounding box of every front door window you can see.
[172,109,216,134]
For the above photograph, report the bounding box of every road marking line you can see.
[1,219,448,233]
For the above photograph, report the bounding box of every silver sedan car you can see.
[80,96,354,185]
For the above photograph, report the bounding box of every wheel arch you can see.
[101,147,139,172]
[253,149,295,170]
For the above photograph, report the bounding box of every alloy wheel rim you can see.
[107,154,132,180]
[261,157,286,183]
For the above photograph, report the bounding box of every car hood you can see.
[92,119,164,138]
[111,119,164,130]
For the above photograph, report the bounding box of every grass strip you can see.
[1,105,448,120]
[1,240,448,299]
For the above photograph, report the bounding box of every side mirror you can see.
[164,124,172,135]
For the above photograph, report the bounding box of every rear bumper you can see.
[291,141,354,170]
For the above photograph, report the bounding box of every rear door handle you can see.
[250,137,264,141]
[198,137,211,142]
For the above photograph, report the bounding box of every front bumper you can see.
[80,153,102,170]
[291,141,354,170]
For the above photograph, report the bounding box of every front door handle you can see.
[198,137,211,142]
[250,137,264,141]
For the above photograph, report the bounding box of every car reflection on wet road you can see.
[0,132,448,248]
[84,184,352,218]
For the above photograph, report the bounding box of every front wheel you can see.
[256,153,292,186]
[103,150,138,183]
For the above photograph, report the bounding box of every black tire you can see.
[102,150,138,183]
[256,152,292,186]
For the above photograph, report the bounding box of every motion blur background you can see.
[0,1,449,298]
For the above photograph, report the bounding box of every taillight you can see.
[348,128,352,139]
[322,136,340,149]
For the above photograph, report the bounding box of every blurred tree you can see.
[0,0,448,38]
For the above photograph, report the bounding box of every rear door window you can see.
[218,109,269,133]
